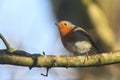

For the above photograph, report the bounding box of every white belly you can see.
[66,41,92,54]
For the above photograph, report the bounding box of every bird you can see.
[56,20,100,62]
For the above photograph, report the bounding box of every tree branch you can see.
[0,33,120,76]
[0,49,120,68]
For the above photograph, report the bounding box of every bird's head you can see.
[56,21,75,36]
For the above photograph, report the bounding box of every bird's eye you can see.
[64,23,67,26]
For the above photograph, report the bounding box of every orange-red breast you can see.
[56,20,100,59]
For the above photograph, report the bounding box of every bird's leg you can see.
[83,52,89,63]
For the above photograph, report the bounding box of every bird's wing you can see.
[72,27,101,53]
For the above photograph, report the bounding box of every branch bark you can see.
[0,33,120,69]
[0,49,120,68]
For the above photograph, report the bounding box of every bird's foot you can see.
[83,52,89,64]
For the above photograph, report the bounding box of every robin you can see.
[56,20,100,62]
